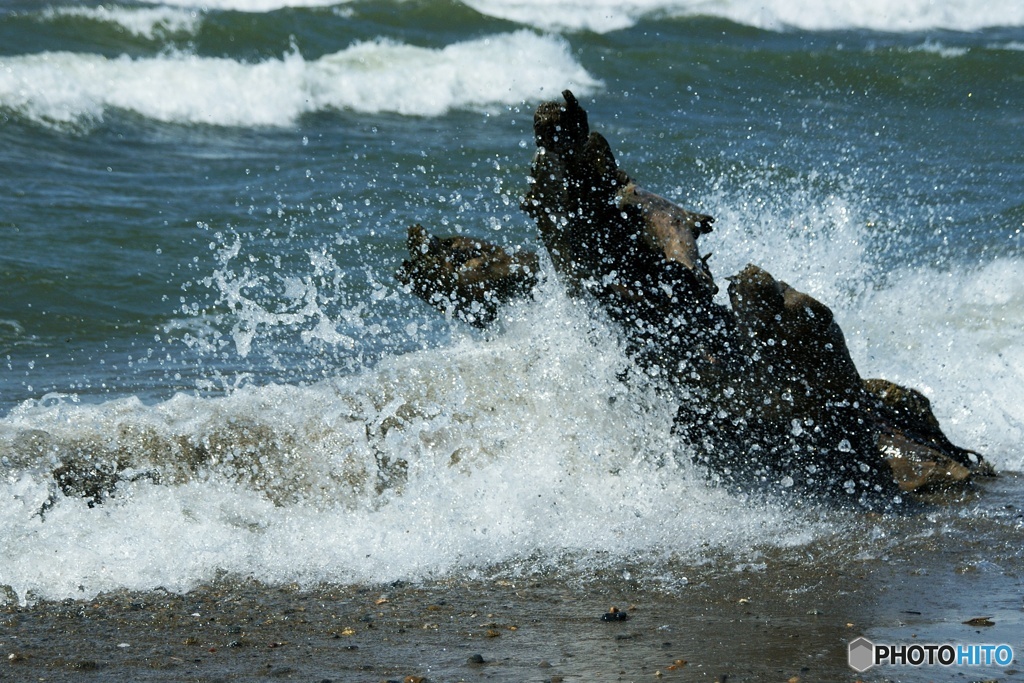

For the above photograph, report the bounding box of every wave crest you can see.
[0,31,601,129]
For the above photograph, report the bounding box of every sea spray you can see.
[691,167,1024,471]
[0,276,834,604]
[848,259,1024,470]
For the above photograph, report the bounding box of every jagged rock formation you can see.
[399,90,989,508]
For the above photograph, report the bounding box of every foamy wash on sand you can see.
[1,0,1023,609]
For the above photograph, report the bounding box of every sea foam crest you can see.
[56,0,1024,33]
[462,0,1024,33]
[139,0,350,10]
[40,5,203,39]
[0,30,600,129]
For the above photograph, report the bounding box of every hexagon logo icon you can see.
[848,637,875,672]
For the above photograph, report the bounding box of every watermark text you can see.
[849,637,1014,672]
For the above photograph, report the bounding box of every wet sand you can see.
[3,475,1022,683]
[1,572,872,682]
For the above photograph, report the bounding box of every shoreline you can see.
[3,476,1021,682]
[3,559,1019,681]
[1,571,868,682]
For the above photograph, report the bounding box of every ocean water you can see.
[1,0,1023,607]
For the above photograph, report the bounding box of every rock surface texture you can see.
[400,90,989,508]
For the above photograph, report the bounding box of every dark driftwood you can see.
[397,225,539,327]
[399,90,989,508]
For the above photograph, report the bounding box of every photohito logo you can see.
[848,637,1015,672]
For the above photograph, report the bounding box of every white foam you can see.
[0,31,601,129]
[697,170,871,309]
[845,258,1024,472]
[0,281,826,604]
[700,0,1024,32]
[40,5,203,39]
[694,171,1024,472]
[464,0,649,33]
[63,0,1024,32]
[904,39,969,58]
[463,0,1024,33]
[190,239,357,359]
[138,0,351,10]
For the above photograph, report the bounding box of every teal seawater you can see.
[2,3,1021,412]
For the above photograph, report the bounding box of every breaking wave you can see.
[0,30,600,129]
[0,278,831,604]
[463,0,1024,33]
[27,0,1024,36]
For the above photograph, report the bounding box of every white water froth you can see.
[903,39,970,58]
[0,287,825,604]
[463,0,1024,33]
[40,5,203,39]
[0,31,600,129]
[52,0,1024,33]
[848,259,1024,471]
[139,0,350,10]
[697,174,1024,472]
[2,172,1020,605]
